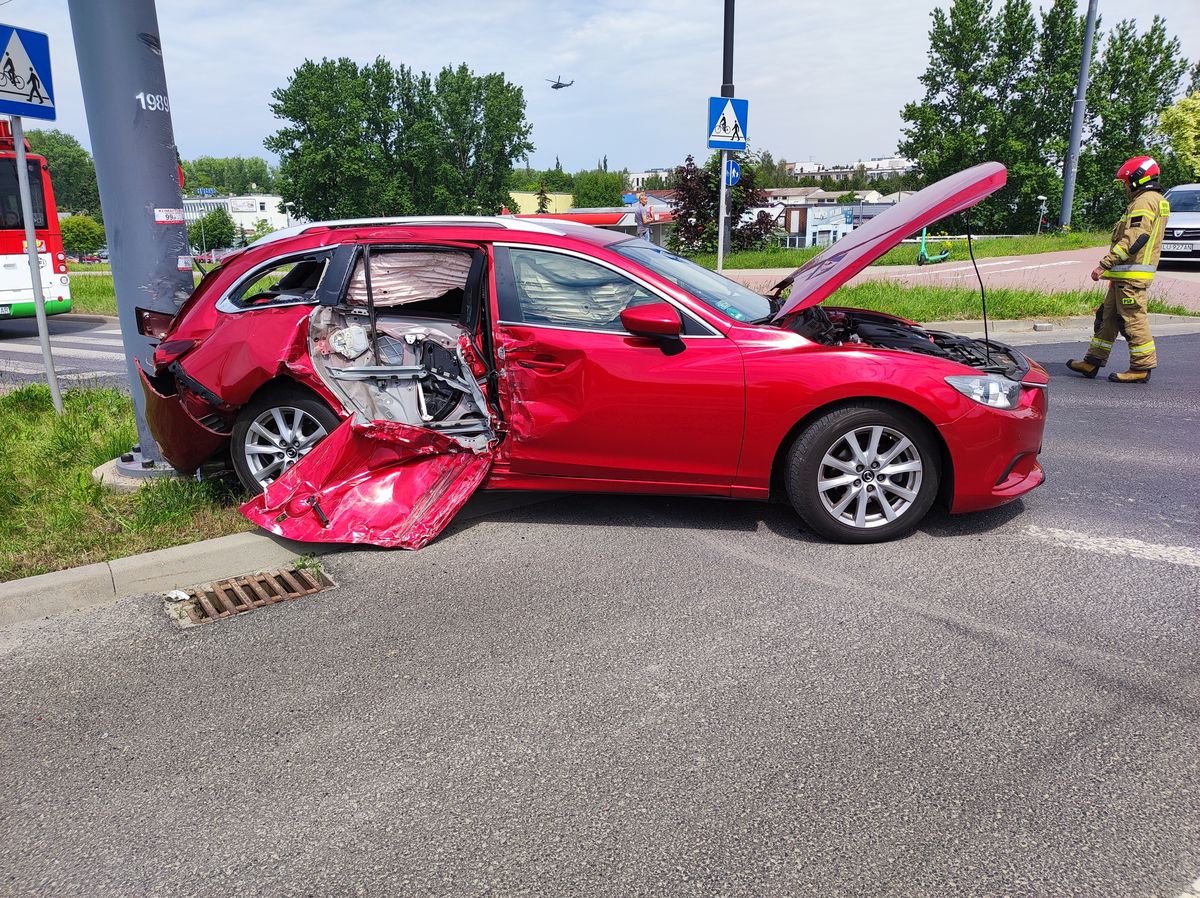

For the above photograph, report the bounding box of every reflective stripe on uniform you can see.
[1129,340,1156,355]
[1102,264,1155,280]
[1112,244,1129,260]
[1089,337,1114,350]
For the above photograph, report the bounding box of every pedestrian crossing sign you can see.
[707,96,748,150]
[0,25,54,121]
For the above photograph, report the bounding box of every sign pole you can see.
[717,150,729,272]
[69,0,194,474]
[11,114,62,413]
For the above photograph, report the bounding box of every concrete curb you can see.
[920,313,1200,347]
[0,531,331,628]
[0,492,557,629]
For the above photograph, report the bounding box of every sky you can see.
[20,0,1200,175]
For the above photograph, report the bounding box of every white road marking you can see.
[0,341,125,361]
[883,259,1084,280]
[0,357,115,381]
[1025,525,1200,569]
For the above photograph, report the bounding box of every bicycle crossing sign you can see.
[0,25,54,121]
[707,96,747,150]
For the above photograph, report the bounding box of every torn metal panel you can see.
[241,417,492,549]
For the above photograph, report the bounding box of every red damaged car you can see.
[138,162,1047,547]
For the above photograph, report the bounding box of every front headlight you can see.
[945,374,1022,409]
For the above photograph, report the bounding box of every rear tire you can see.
[230,384,339,494]
[785,403,940,543]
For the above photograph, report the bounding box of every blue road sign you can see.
[707,96,748,150]
[0,25,54,121]
[725,159,741,187]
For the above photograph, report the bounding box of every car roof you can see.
[249,215,627,251]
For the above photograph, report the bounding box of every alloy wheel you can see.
[242,406,329,487]
[816,424,924,530]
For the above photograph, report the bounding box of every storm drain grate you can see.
[166,566,334,627]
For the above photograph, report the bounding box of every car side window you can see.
[228,252,332,309]
[500,248,708,335]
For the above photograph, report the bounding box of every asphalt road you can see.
[0,313,129,390]
[1,336,1198,898]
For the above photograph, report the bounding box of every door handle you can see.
[515,357,566,373]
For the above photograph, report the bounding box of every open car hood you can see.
[770,162,1007,322]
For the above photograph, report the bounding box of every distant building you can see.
[183,194,296,234]
[627,168,673,191]
[778,205,855,247]
[509,191,573,214]
[783,156,914,183]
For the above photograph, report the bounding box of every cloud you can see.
[27,0,1200,174]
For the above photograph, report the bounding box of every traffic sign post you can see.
[708,96,748,272]
[0,25,62,413]
[725,158,740,187]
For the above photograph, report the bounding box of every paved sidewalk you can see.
[724,248,1200,313]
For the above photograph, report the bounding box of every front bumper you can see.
[137,361,229,474]
[942,380,1048,514]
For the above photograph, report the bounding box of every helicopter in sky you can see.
[546,75,575,90]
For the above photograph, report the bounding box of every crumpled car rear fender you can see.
[240,417,492,549]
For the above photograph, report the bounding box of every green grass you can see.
[68,273,117,315]
[823,282,1193,321]
[70,262,112,272]
[694,231,1111,271]
[68,273,202,317]
[0,384,250,581]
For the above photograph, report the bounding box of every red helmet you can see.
[1115,156,1159,188]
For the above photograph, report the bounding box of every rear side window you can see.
[343,249,473,317]
[228,252,331,309]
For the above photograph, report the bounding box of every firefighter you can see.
[1067,156,1170,383]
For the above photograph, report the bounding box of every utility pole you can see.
[716,0,735,270]
[68,0,194,476]
[1060,0,1099,230]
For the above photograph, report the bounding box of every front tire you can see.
[230,384,340,494]
[785,403,940,543]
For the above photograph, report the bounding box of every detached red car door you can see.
[491,244,745,490]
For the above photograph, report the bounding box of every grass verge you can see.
[825,282,1193,321]
[68,273,117,316]
[0,384,250,582]
[695,231,1110,271]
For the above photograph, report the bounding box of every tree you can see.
[666,152,773,254]
[25,129,101,219]
[535,179,550,213]
[182,156,275,194]
[1076,17,1188,226]
[1188,60,1200,95]
[899,0,994,189]
[1160,93,1200,180]
[59,214,105,256]
[642,173,668,190]
[571,169,624,208]
[266,57,532,219]
[187,207,235,250]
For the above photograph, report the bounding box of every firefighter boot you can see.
[1066,356,1104,378]
[1108,369,1152,384]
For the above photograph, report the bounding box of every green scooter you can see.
[916,227,950,265]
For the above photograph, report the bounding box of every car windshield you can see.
[611,240,772,323]
[1166,188,1200,212]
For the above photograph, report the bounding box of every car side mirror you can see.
[620,301,681,339]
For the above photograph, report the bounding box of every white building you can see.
[627,168,673,191]
[182,194,299,235]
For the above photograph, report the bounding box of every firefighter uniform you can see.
[1087,188,1169,370]
[1069,156,1170,383]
